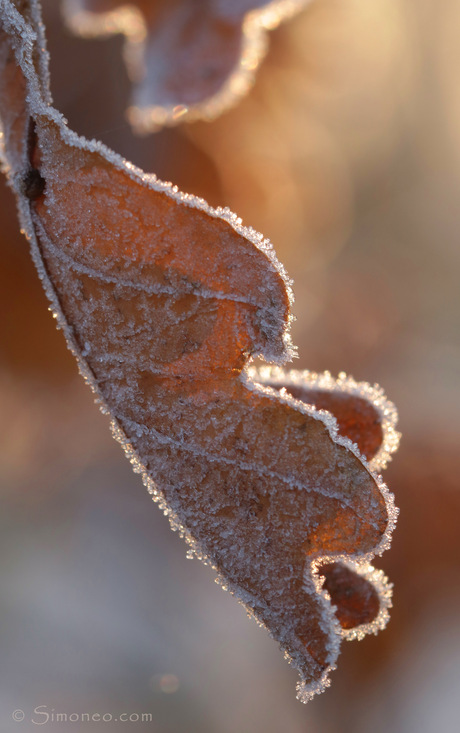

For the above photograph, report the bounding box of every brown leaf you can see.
[0,0,398,701]
[62,0,312,132]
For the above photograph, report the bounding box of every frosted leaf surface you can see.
[253,365,398,637]
[61,0,312,133]
[0,0,398,702]
[251,366,401,473]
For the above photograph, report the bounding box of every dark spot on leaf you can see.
[23,168,46,200]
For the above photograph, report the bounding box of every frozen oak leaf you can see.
[61,0,312,133]
[0,0,398,702]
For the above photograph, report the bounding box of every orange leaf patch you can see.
[0,0,398,701]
